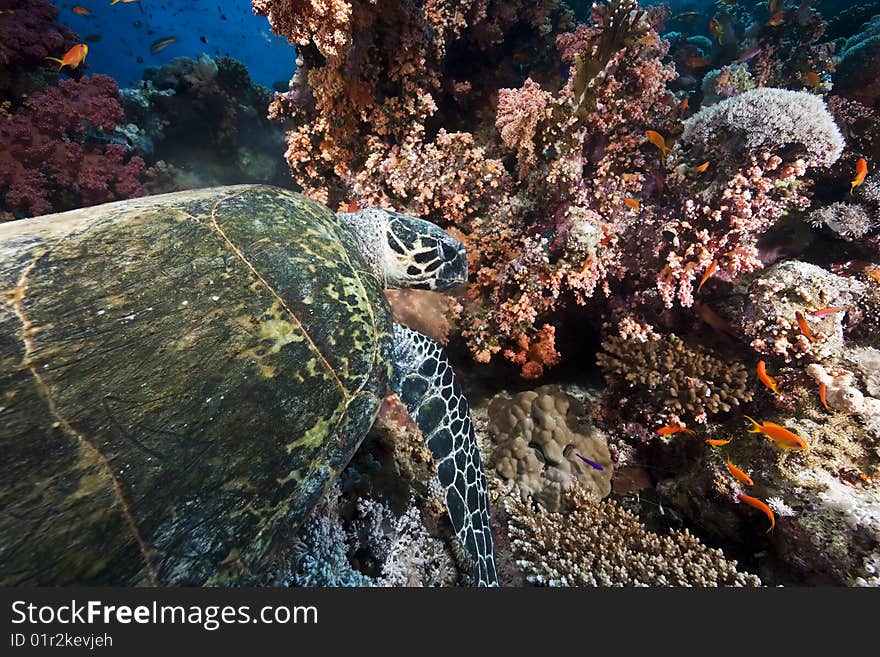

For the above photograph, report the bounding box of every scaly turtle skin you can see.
[0,185,497,586]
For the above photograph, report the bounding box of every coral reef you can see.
[238,0,880,589]
[678,88,844,171]
[741,260,864,362]
[506,484,761,586]
[597,334,753,424]
[487,386,611,511]
[0,74,146,217]
[287,484,458,587]
[123,54,289,192]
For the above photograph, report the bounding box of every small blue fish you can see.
[576,453,604,471]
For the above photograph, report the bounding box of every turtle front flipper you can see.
[390,323,497,586]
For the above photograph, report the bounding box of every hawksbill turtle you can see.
[0,185,497,586]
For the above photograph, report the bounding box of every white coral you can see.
[681,88,844,167]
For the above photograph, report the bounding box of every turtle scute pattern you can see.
[390,324,497,586]
[0,186,392,585]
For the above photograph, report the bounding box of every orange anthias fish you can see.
[695,302,740,338]
[346,200,360,212]
[645,130,670,156]
[624,197,640,211]
[697,259,718,294]
[657,424,696,436]
[706,438,731,447]
[818,382,830,411]
[691,161,710,173]
[678,97,689,114]
[794,310,816,343]
[756,360,779,395]
[743,415,808,450]
[727,458,754,486]
[809,307,845,317]
[805,71,820,88]
[768,11,785,26]
[738,494,775,532]
[111,0,141,4]
[72,5,92,16]
[870,269,880,283]
[851,157,868,194]
[45,43,88,71]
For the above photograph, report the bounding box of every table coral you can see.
[505,484,761,586]
[678,88,844,171]
[487,386,611,511]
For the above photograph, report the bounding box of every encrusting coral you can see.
[741,260,865,362]
[506,484,761,586]
[597,334,753,424]
[487,386,611,511]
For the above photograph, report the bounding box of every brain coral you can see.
[596,334,753,423]
[487,386,611,511]
[678,87,845,169]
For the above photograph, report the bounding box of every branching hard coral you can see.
[487,386,611,511]
[597,334,753,424]
[506,484,762,586]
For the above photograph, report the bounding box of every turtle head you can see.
[338,208,467,291]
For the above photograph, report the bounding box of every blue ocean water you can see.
[56,0,295,88]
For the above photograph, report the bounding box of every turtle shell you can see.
[0,185,393,585]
